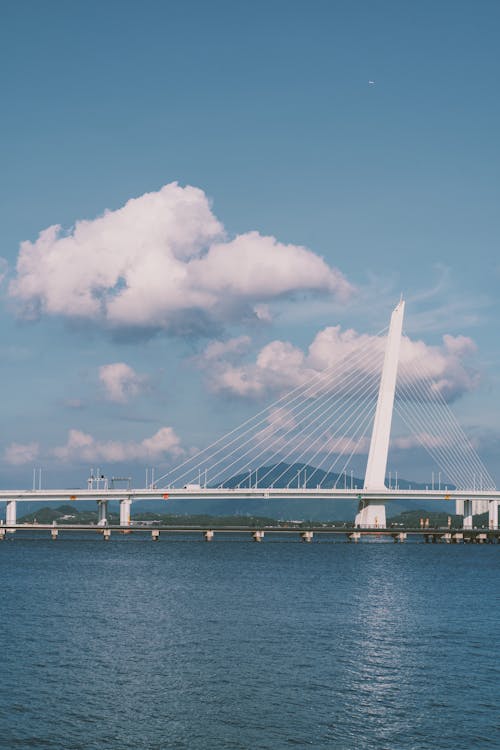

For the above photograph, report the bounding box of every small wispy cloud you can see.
[0,257,8,284]
[99,363,148,403]
[4,441,39,465]
[64,398,85,410]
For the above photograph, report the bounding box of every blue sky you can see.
[1,0,499,489]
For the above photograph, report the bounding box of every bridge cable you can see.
[396,353,495,490]
[242,343,384,489]
[209,334,384,488]
[397,356,494,488]
[161,326,388,487]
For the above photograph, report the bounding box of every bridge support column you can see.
[355,499,386,529]
[119,498,131,527]
[252,530,264,542]
[300,531,314,543]
[102,528,111,541]
[204,530,214,542]
[463,499,473,530]
[392,532,407,543]
[97,500,108,527]
[489,499,498,530]
[6,500,16,532]
[152,529,160,542]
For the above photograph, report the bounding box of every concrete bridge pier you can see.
[489,499,498,530]
[152,529,160,541]
[300,531,314,543]
[119,498,132,527]
[392,532,407,543]
[463,499,473,530]
[252,530,264,542]
[6,500,16,532]
[97,500,108,526]
[204,530,214,542]
[354,499,386,529]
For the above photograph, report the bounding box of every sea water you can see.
[0,536,498,749]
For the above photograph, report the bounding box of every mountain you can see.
[139,463,450,521]
[219,462,431,491]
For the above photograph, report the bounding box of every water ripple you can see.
[0,539,498,748]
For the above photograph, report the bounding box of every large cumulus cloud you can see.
[197,327,479,402]
[9,183,352,334]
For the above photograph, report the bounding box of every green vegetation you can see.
[18,506,119,525]
[17,505,351,527]
[132,511,279,527]
[17,504,489,529]
[387,509,489,528]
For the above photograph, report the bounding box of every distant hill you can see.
[219,462,431,492]
[142,463,450,521]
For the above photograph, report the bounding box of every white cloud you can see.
[198,326,378,397]
[398,334,478,400]
[442,334,476,357]
[198,326,479,402]
[253,304,272,322]
[4,441,39,465]
[254,408,370,457]
[0,257,8,284]
[99,362,148,403]
[53,427,183,464]
[201,335,251,362]
[393,433,453,450]
[9,183,352,334]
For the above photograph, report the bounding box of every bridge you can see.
[1,299,499,532]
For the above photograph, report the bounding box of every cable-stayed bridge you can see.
[2,299,499,531]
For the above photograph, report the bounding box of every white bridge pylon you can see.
[355,299,405,528]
